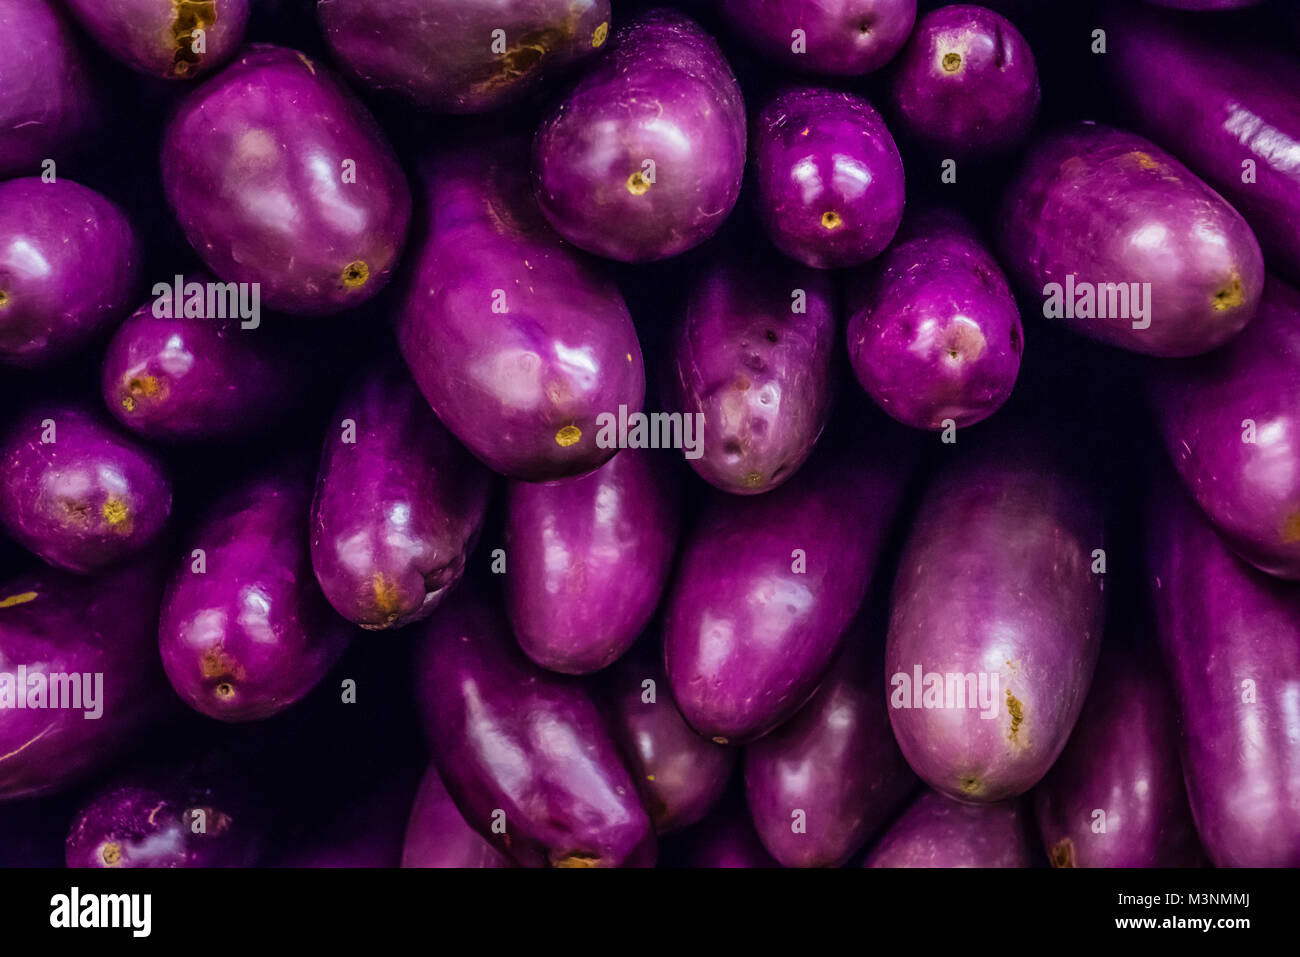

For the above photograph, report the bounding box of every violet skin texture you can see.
[414,589,655,868]
[0,178,140,368]
[402,765,512,868]
[665,439,910,745]
[754,87,906,270]
[398,139,644,481]
[888,4,1039,159]
[505,448,678,674]
[665,249,836,495]
[319,0,611,114]
[64,0,249,80]
[847,210,1022,430]
[1034,643,1204,868]
[1149,484,1300,868]
[162,45,411,315]
[532,9,746,262]
[0,558,168,801]
[864,790,1034,867]
[999,122,1264,357]
[0,0,95,178]
[159,471,353,722]
[0,405,172,575]
[744,628,917,867]
[312,362,491,630]
[886,446,1106,803]
[1151,277,1300,581]
[717,0,916,76]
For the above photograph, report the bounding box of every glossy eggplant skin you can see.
[717,0,916,77]
[505,448,678,674]
[1149,483,1300,868]
[999,123,1264,357]
[0,178,140,368]
[398,139,644,481]
[864,790,1035,867]
[1033,644,1205,868]
[744,628,917,867]
[1150,277,1300,581]
[665,248,837,495]
[0,558,169,801]
[886,445,1106,803]
[664,437,910,745]
[312,362,492,630]
[531,9,746,263]
[159,471,353,722]
[161,45,411,315]
[414,588,655,867]
[64,0,249,80]
[0,404,172,574]
[402,764,513,868]
[318,0,611,114]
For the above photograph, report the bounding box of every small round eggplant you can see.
[64,0,249,80]
[402,765,512,868]
[864,790,1035,867]
[717,0,916,76]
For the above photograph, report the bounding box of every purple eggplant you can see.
[398,139,644,481]
[0,558,169,801]
[1150,277,1300,581]
[864,790,1034,867]
[531,9,746,263]
[312,361,492,630]
[0,404,172,574]
[505,449,677,674]
[601,641,735,834]
[744,626,916,867]
[888,4,1039,159]
[161,45,411,315]
[414,588,655,867]
[0,178,140,368]
[274,776,416,867]
[318,0,611,114]
[717,0,916,76]
[847,210,1022,430]
[999,122,1264,357]
[753,87,905,270]
[667,810,779,868]
[1149,482,1300,868]
[665,436,910,745]
[64,0,249,80]
[401,765,512,868]
[159,469,353,722]
[886,443,1106,802]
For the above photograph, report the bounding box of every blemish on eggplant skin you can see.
[341,260,370,288]
[958,776,980,795]
[101,497,131,530]
[1281,511,1300,544]
[0,289,9,307]
[0,591,38,608]
[941,52,963,73]
[555,424,582,447]
[821,210,842,230]
[1050,837,1076,868]
[170,0,217,77]
[1006,690,1024,741]
[626,170,652,196]
[1212,275,1245,312]
[592,21,609,47]
[553,852,602,868]
[99,842,124,867]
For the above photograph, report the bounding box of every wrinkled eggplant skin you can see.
[717,0,916,76]
[999,123,1265,357]
[847,210,1022,430]
[398,141,644,481]
[505,449,678,674]
[1151,277,1300,581]
[665,440,909,745]
[159,472,353,722]
[0,178,140,368]
[744,631,916,867]
[886,449,1106,803]
[162,45,411,315]
[0,405,172,574]
[402,765,513,868]
[888,5,1039,158]
[414,590,656,868]
[532,10,746,263]
[319,0,611,113]
[754,88,905,270]
[65,0,249,80]
[602,641,735,834]
[312,363,492,630]
[864,790,1034,867]
[665,251,836,495]
[1149,485,1300,868]
[0,0,95,178]
[0,559,169,801]
[1111,12,1300,284]
[1034,644,1205,868]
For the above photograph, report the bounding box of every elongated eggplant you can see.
[717,0,916,76]
[864,790,1034,867]
[65,0,249,80]
[402,765,512,868]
